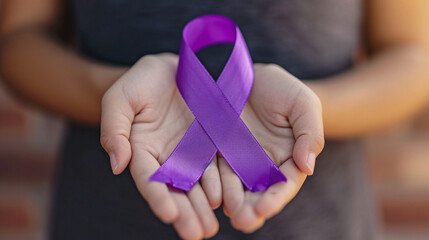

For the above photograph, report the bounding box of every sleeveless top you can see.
[50,1,380,239]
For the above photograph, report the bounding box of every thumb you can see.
[290,89,325,176]
[100,88,134,175]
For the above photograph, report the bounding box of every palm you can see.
[129,59,194,166]
[243,84,295,168]
[102,54,220,239]
[102,57,323,237]
[219,64,323,232]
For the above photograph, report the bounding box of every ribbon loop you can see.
[150,15,286,192]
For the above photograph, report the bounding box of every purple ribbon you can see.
[150,15,286,192]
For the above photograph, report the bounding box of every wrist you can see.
[87,63,128,98]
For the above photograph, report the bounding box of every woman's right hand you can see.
[100,53,221,240]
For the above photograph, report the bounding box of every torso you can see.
[72,0,361,78]
[50,1,379,239]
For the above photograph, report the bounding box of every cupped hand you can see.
[220,63,325,233]
[100,53,221,240]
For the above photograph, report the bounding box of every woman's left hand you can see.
[219,63,325,233]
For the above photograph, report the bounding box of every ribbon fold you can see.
[150,15,286,192]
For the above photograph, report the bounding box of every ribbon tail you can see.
[269,164,287,186]
[150,120,217,191]
[244,164,286,192]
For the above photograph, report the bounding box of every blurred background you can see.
[1,3,429,240]
[1,74,429,240]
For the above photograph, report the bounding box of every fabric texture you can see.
[50,0,380,239]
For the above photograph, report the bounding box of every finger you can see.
[289,89,324,175]
[219,157,244,217]
[231,204,265,234]
[129,149,179,223]
[229,191,265,233]
[157,52,179,64]
[171,191,204,240]
[187,183,219,238]
[253,63,265,71]
[100,88,134,175]
[200,157,222,209]
[219,158,265,233]
[254,159,306,219]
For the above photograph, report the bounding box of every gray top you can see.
[50,1,380,239]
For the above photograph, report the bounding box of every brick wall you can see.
[0,81,63,240]
[366,105,429,239]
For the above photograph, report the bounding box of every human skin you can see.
[2,0,429,238]
[100,55,324,239]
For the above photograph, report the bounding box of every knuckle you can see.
[101,88,119,108]
[225,192,241,211]
[154,194,170,210]
[265,63,282,71]
[301,88,323,112]
[310,91,322,109]
[314,134,325,152]
[101,91,111,106]
[137,54,158,67]
[253,63,265,69]
[141,54,156,61]
[157,52,176,59]
[99,134,111,150]
[100,98,109,112]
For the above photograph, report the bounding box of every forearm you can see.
[306,45,429,139]
[0,29,127,124]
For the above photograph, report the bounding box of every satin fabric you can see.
[150,15,286,192]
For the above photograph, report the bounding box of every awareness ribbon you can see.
[150,15,286,192]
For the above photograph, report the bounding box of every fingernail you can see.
[306,152,316,175]
[109,152,117,174]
